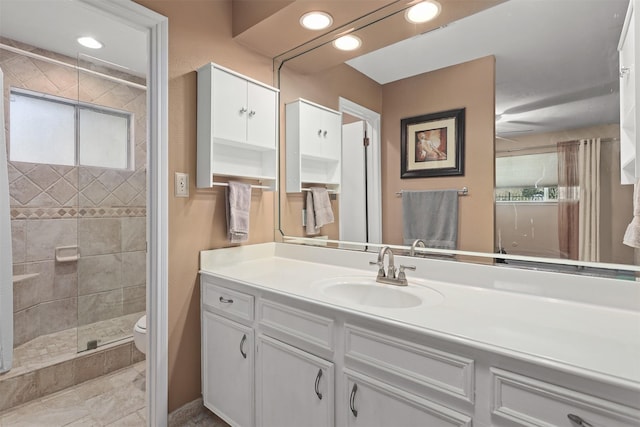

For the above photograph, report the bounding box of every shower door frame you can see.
[78,1,169,426]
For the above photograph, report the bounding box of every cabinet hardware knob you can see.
[567,414,593,427]
[314,369,323,400]
[249,110,256,117]
[349,383,358,417]
[318,129,322,136]
[323,130,327,137]
[239,334,247,359]
[240,107,248,114]
[219,296,234,304]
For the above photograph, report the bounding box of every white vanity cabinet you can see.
[286,99,342,193]
[200,267,640,427]
[201,279,255,427]
[197,63,278,189]
[257,335,334,427]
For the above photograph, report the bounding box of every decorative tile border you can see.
[10,206,146,220]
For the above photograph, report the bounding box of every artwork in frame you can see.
[400,108,465,178]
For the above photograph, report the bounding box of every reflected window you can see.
[9,89,132,170]
[495,152,558,202]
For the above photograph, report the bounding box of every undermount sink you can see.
[315,277,444,309]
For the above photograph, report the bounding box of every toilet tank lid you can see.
[136,315,146,330]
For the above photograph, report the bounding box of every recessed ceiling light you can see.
[77,36,103,49]
[333,35,362,51]
[405,1,441,24]
[300,11,333,30]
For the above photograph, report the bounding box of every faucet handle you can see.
[397,265,416,283]
[369,260,385,278]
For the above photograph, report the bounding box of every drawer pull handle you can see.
[219,296,234,304]
[568,414,593,427]
[239,334,247,359]
[349,383,358,417]
[314,369,323,400]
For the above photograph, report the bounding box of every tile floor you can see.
[0,362,227,427]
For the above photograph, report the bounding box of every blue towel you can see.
[402,190,459,249]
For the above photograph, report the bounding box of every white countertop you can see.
[200,243,640,390]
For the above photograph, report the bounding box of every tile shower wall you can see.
[1,38,147,348]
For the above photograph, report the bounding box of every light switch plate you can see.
[175,172,189,197]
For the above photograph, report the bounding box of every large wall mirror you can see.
[272,0,639,276]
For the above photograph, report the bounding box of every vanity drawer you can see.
[344,325,475,404]
[258,299,335,355]
[202,280,254,323]
[491,368,640,427]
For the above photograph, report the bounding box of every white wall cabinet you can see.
[197,63,278,189]
[286,98,342,193]
[200,273,640,427]
[257,335,334,427]
[619,0,638,184]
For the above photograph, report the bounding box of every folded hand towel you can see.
[305,191,319,236]
[226,181,251,243]
[311,187,334,228]
[402,190,458,249]
[623,178,640,248]
[305,187,334,235]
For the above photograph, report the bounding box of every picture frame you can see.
[400,108,465,178]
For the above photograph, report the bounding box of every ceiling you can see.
[0,0,147,77]
[346,0,629,137]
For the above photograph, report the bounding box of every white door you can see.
[344,371,471,427]
[202,311,254,427]
[246,82,277,149]
[257,335,334,427]
[340,120,367,244]
[212,68,248,144]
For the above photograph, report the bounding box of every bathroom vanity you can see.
[199,243,640,427]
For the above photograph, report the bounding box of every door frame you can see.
[338,97,382,245]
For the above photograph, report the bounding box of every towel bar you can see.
[212,182,271,190]
[395,187,468,197]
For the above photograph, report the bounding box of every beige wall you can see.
[278,63,383,239]
[135,0,275,411]
[381,56,496,253]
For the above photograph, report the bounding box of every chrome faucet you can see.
[370,246,416,286]
[410,239,426,256]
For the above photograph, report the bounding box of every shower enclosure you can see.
[0,25,147,410]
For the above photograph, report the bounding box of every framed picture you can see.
[400,108,465,178]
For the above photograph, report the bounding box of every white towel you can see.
[305,187,334,235]
[226,181,251,243]
[623,178,640,248]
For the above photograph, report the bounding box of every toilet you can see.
[133,315,146,354]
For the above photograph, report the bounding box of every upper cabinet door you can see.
[246,81,277,150]
[619,0,638,184]
[212,68,248,145]
[298,100,326,159]
[321,109,342,160]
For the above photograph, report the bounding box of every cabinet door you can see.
[344,371,471,427]
[321,110,342,160]
[299,101,325,159]
[257,335,334,427]
[202,311,254,427]
[246,82,277,149]
[212,67,248,144]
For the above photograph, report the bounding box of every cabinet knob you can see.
[567,414,593,427]
[349,383,358,417]
[314,369,323,400]
[240,107,248,114]
[318,129,322,136]
[239,334,247,359]
[323,130,327,137]
[249,110,256,117]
